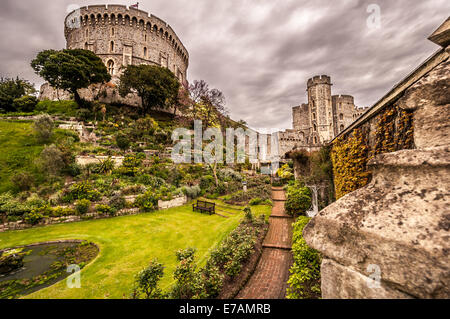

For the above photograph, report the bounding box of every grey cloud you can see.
[0,0,448,129]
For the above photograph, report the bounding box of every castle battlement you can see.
[307,75,332,87]
[332,94,354,103]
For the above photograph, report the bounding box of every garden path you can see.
[236,187,293,299]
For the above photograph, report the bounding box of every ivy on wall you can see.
[371,105,414,158]
[331,128,370,200]
[331,104,414,200]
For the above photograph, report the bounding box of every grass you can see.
[0,120,45,193]
[0,203,272,299]
[0,119,80,193]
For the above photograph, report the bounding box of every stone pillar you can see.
[303,27,450,298]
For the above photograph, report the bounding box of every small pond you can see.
[0,241,98,299]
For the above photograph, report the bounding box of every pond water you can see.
[0,241,98,299]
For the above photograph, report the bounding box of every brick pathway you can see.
[237,187,293,299]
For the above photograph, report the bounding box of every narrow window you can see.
[110,41,114,52]
[107,60,115,75]
[339,113,344,120]
[143,47,147,58]
[111,28,115,36]
[340,124,344,132]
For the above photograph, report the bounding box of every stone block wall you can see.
[303,30,450,298]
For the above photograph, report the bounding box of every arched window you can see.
[111,28,115,36]
[84,42,89,50]
[144,34,147,42]
[110,41,114,52]
[340,124,344,132]
[107,60,115,75]
[313,124,317,132]
[143,47,147,58]
[339,113,344,120]
[312,113,316,120]
[314,136,318,144]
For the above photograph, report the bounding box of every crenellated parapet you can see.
[307,75,332,88]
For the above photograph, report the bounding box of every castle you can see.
[276,75,369,157]
[40,4,189,103]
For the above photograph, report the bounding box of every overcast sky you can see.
[0,0,448,129]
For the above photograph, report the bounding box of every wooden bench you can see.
[192,200,215,215]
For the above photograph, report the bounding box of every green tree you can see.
[119,65,180,115]
[31,49,111,107]
[0,77,36,112]
[13,95,38,112]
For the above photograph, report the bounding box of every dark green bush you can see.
[95,204,115,216]
[23,211,44,225]
[63,181,101,203]
[75,199,91,215]
[12,95,38,112]
[286,217,321,299]
[133,259,165,299]
[284,181,312,216]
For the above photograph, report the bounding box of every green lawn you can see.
[0,120,44,193]
[0,203,271,299]
[0,119,75,193]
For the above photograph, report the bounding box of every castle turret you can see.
[307,75,333,143]
[332,94,355,135]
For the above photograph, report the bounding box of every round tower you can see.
[64,4,189,85]
[306,75,333,143]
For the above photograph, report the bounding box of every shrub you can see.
[286,217,321,299]
[75,199,91,215]
[284,182,312,216]
[117,153,143,176]
[200,175,214,190]
[243,206,253,223]
[13,95,38,112]
[23,211,44,225]
[50,206,76,217]
[116,133,130,151]
[108,193,125,211]
[63,181,101,203]
[33,114,54,143]
[135,191,159,212]
[96,204,115,216]
[10,172,34,191]
[170,248,199,299]
[248,197,262,206]
[182,185,201,199]
[133,259,165,299]
[37,144,65,176]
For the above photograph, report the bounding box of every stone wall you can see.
[75,155,124,167]
[303,20,450,299]
[0,208,140,233]
[157,195,187,210]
